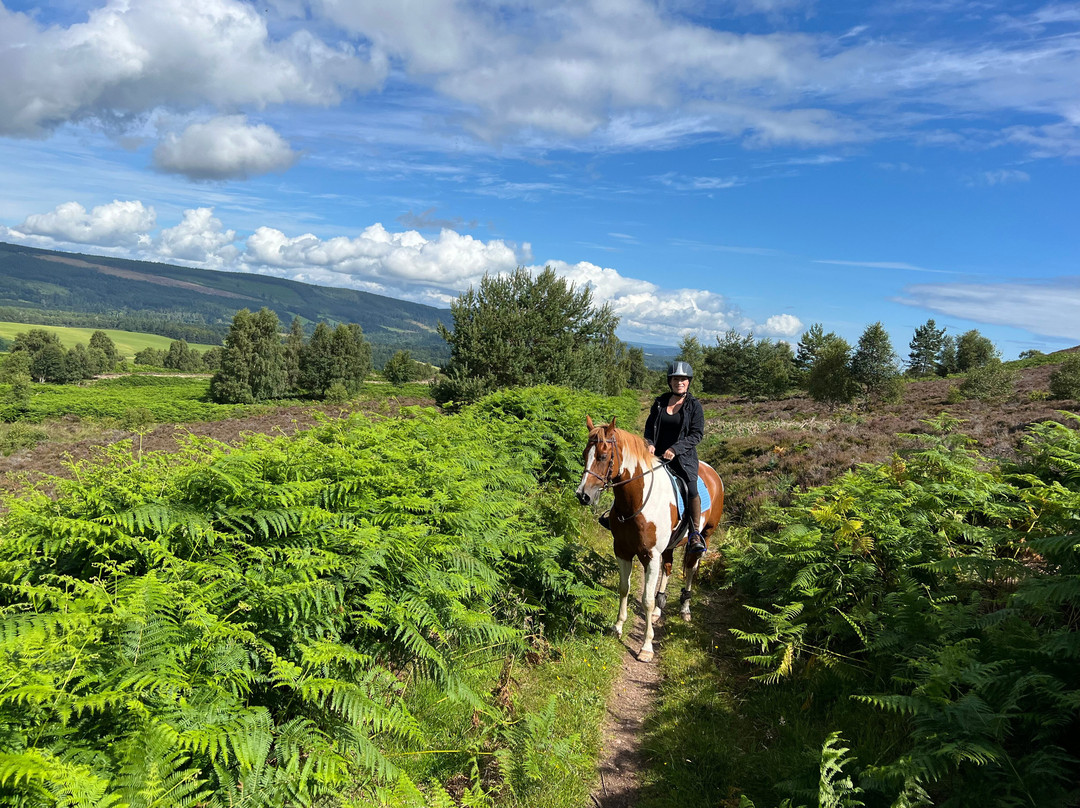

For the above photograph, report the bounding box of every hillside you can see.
[0,241,451,366]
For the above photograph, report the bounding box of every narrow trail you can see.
[591,582,665,808]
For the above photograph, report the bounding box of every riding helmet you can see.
[668,360,694,379]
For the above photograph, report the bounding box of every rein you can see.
[584,435,670,522]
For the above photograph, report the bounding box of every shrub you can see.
[957,358,1016,401]
[1048,353,1080,400]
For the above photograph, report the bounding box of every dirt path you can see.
[592,583,665,808]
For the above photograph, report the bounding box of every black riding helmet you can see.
[668,360,694,379]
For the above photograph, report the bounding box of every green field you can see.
[0,321,219,358]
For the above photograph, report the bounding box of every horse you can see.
[575,415,724,662]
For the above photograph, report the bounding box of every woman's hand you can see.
[646,444,655,455]
[662,449,675,461]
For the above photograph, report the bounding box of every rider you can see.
[644,361,707,555]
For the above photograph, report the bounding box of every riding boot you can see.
[598,512,612,531]
[686,496,706,555]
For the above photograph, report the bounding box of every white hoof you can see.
[638,649,654,663]
[681,612,692,623]
[611,624,624,638]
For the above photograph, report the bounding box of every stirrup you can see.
[686,530,706,555]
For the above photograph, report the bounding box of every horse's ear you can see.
[586,415,594,430]
[611,415,617,429]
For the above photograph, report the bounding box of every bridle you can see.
[582,433,668,522]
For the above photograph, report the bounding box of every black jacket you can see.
[644,391,704,480]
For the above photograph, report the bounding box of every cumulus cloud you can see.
[0,0,384,137]
[156,207,238,267]
[543,259,791,343]
[241,223,525,305]
[153,116,299,179]
[898,279,1080,341]
[13,200,155,247]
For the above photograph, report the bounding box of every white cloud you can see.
[898,279,1080,341]
[759,313,803,337]
[543,259,772,342]
[0,0,383,136]
[242,223,524,303]
[14,200,155,247]
[976,169,1030,185]
[815,259,953,274]
[154,116,299,179]
[156,207,238,267]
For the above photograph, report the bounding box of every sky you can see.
[0,0,1078,361]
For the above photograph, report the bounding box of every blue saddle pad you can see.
[669,466,711,518]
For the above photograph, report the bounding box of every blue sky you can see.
[1,0,1078,360]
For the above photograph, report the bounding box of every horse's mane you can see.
[590,423,661,471]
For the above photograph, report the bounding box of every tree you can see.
[937,334,960,376]
[958,358,1015,401]
[701,329,755,395]
[676,335,705,373]
[1049,354,1080,400]
[201,346,223,371]
[285,317,305,390]
[795,323,829,382]
[210,308,288,403]
[328,323,372,394]
[164,339,203,371]
[88,331,120,371]
[956,329,997,371]
[808,334,856,406]
[134,347,167,366]
[908,319,945,377]
[384,350,420,385]
[620,346,651,390]
[59,343,96,383]
[744,339,794,401]
[851,322,901,404]
[435,267,619,403]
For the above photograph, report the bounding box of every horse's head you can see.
[576,415,619,506]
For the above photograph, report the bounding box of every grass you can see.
[0,321,219,358]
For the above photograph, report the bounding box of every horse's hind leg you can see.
[612,556,633,639]
[680,550,702,623]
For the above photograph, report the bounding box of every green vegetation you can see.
[1049,353,1080,399]
[0,321,218,358]
[723,413,1080,806]
[0,385,638,806]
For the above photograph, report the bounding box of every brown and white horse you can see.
[575,416,724,662]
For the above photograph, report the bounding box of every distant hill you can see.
[0,241,451,366]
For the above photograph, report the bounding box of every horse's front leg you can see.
[638,550,663,663]
[611,556,633,638]
[652,554,673,624]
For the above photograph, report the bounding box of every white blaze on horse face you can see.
[575,443,600,502]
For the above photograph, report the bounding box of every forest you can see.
[0,265,1077,807]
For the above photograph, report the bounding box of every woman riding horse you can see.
[644,361,707,555]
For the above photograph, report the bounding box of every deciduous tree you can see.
[956,329,997,371]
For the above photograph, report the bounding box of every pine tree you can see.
[907,318,946,377]
[435,266,619,404]
[937,334,960,376]
[851,322,901,404]
[701,329,756,395]
[676,335,705,373]
[796,323,828,377]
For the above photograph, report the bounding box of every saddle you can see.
[664,466,711,548]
